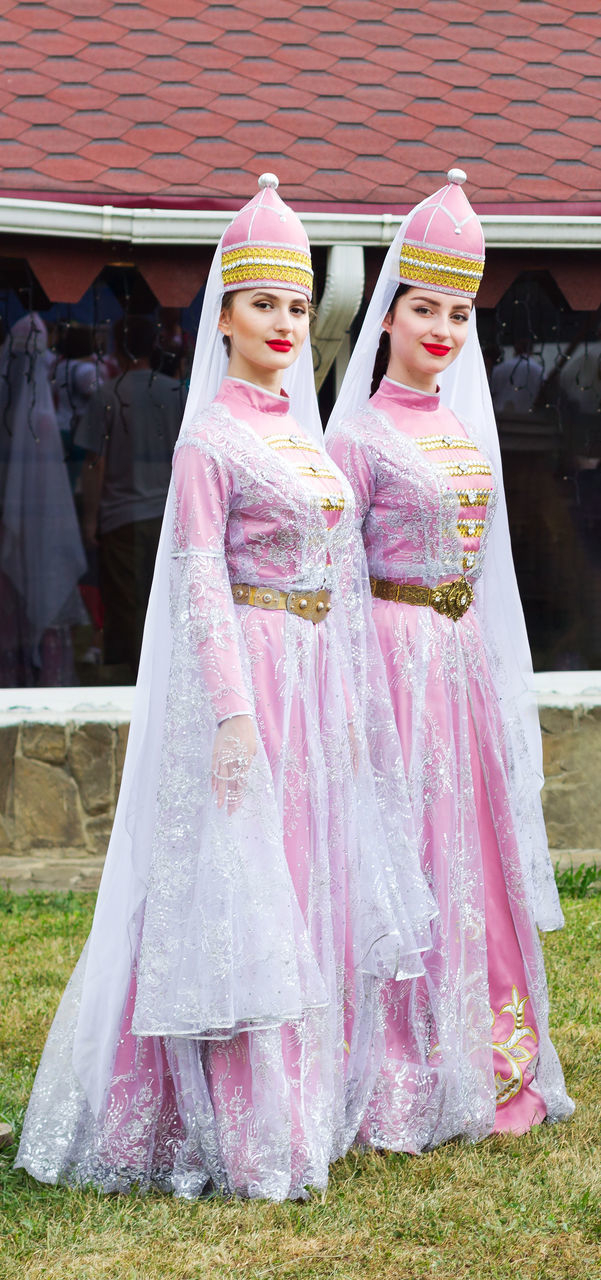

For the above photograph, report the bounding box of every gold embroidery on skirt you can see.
[491,986,538,1106]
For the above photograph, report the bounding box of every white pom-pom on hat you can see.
[258,173,279,189]
[447,168,467,185]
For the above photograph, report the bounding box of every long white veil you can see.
[179,226,323,447]
[326,204,562,933]
[71,191,340,1112]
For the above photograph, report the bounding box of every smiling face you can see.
[218,288,310,393]
[383,288,472,393]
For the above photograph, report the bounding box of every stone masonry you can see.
[540,704,601,854]
[0,691,599,893]
[0,719,129,890]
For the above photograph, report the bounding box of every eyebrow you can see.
[249,290,307,303]
[411,295,471,311]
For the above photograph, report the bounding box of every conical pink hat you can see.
[221,173,313,298]
[399,168,485,299]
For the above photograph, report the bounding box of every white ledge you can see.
[0,197,600,250]
[532,671,601,710]
[0,686,135,726]
[0,674,599,726]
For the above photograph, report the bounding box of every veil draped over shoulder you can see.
[67,196,433,1119]
[326,190,562,934]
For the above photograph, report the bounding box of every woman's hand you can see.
[211,714,258,814]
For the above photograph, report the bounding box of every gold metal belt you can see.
[231,582,332,625]
[370,575,474,622]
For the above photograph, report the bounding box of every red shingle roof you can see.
[0,0,600,208]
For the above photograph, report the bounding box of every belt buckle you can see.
[430,577,474,621]
[287,588,331,624]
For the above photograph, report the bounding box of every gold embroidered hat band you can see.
[221,245,313,295]
[370,576,474,622]
[398,169,485,300]
[399,242,484,298]
[232,582,332,625]
[221,174,313,299]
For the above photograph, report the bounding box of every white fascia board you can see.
[0,685,135,725]
[532,671,601,710]
[0,197,599,249]
[0,673,598,725]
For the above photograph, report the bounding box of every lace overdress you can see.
[328,376,573,1149]
[16,377,432,1200]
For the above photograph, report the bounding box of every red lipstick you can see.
[423,343,451,356]
[267,340,292,351]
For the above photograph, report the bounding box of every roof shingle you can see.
[0,0,600,208]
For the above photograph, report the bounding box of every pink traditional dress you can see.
[326,170,573,1149]
[16,181,432,1201]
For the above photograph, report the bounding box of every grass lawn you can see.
[0,888,600,1280]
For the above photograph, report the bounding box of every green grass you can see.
[553,861,601,899]
[1,890,600,1280]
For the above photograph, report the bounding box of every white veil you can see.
[326,202,429,431]
[72,186,329,1113]
[326,201,562,933]
[179,217,323,447]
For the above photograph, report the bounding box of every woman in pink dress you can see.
[327,170,573,1149]
[16,176,432,1200]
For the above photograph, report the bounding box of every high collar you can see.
[374,375,441,414]
[217,376,291,418]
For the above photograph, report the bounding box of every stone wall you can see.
[0,688,599,892]
[0,720,129,860]
[540,704,601,853]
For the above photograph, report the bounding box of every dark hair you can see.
[56,323,97,360]
[220,292,234,357]
[370,283,410,397]
[114,315,157,363]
